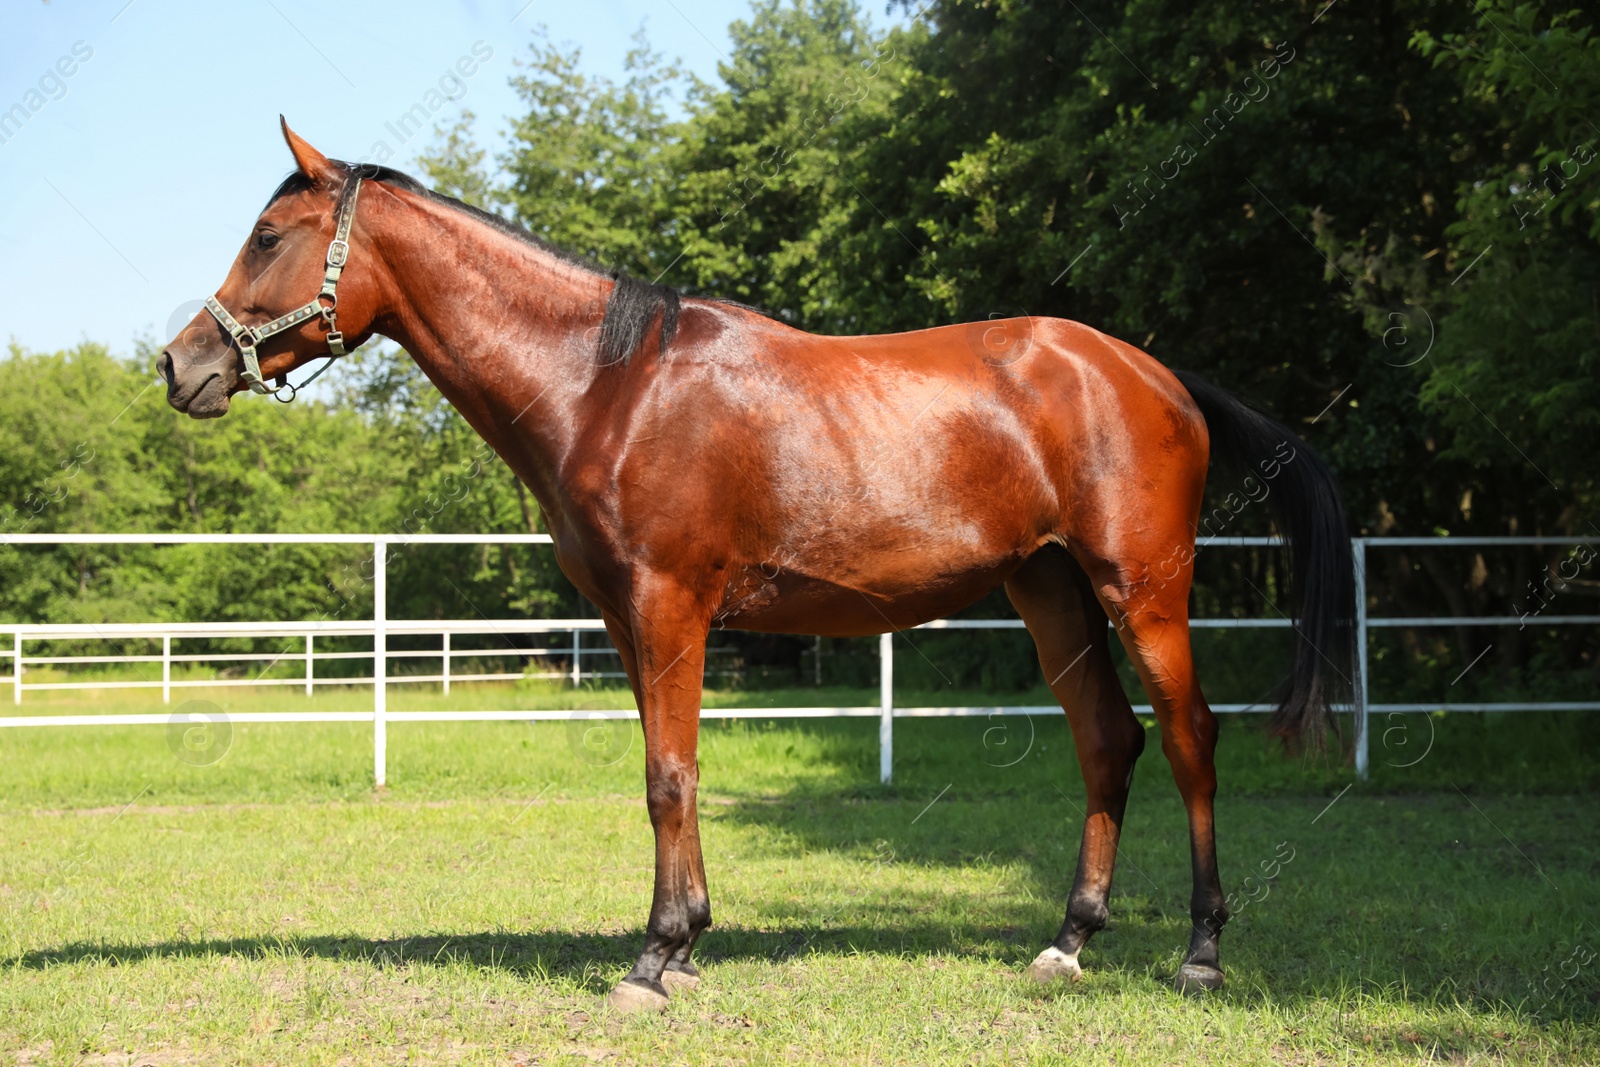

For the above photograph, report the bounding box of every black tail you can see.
[1173,370,1358,751]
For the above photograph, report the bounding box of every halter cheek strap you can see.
[204,178,363,400]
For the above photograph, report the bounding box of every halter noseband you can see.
[203,178,363,402]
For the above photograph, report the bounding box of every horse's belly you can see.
[712,546,1031,637]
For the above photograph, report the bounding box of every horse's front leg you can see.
[604,590,712,1014]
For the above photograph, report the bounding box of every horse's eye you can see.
[256,231,280,251]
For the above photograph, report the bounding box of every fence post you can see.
[162,635,171,704]
[373,538,388,788]
[12,631,20,705]
[1354,537,1370,781]
[305,633,314,697]
[571,629,581,686]
[442,630,450,696]
[879,632,894,785]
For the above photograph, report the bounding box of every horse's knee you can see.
[644,760,697,822]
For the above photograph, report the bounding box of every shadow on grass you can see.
[707,788,1600,1025]
[9,920,1588,1044]
[4,922,1070,996]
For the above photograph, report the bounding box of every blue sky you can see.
[0,0,831,356]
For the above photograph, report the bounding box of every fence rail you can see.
[1,533,1595,783]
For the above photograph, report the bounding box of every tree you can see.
[661,0,912,323]
[1408,4,1600,520]
[490,28,693,278]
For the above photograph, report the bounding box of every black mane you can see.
[267,161,682,366]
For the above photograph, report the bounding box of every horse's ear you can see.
[279,116,341,188]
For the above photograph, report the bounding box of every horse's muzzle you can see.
[158,349,231,418]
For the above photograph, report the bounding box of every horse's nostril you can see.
[156,350,174,385]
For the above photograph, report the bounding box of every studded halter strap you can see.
[203,178,363,402]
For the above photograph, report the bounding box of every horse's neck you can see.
[367,185,611,506]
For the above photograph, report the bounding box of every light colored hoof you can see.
[606,979,669,1014]
[1026,946,1083,984]
[660,968,701,993]
[1174,963,1225,994]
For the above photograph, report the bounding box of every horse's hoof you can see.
[660,967,701,993]
[607,978,669,1013]
[1026,946,1083,984]
[1173,963,1225,994]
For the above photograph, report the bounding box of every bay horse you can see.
[157,122,1357,1011]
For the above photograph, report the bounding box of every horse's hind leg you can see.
[1090,553,1228,993]
[1005,546,1146,983]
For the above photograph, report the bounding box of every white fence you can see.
[1,533,1595,783]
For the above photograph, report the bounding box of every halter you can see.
[203,178,363,402]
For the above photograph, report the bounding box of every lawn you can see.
[1,682,1596,1065]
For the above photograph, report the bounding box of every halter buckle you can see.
[327,239,350,268]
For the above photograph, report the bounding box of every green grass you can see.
[1,683,1597,1064]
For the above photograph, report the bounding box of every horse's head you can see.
[158,119,378,417]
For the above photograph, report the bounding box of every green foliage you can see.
[663,0,912,322]
[492,28,694,276]
[0,342,574,639]
[1408,5,1600,514]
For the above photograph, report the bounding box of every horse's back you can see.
[615,308,1212,632]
